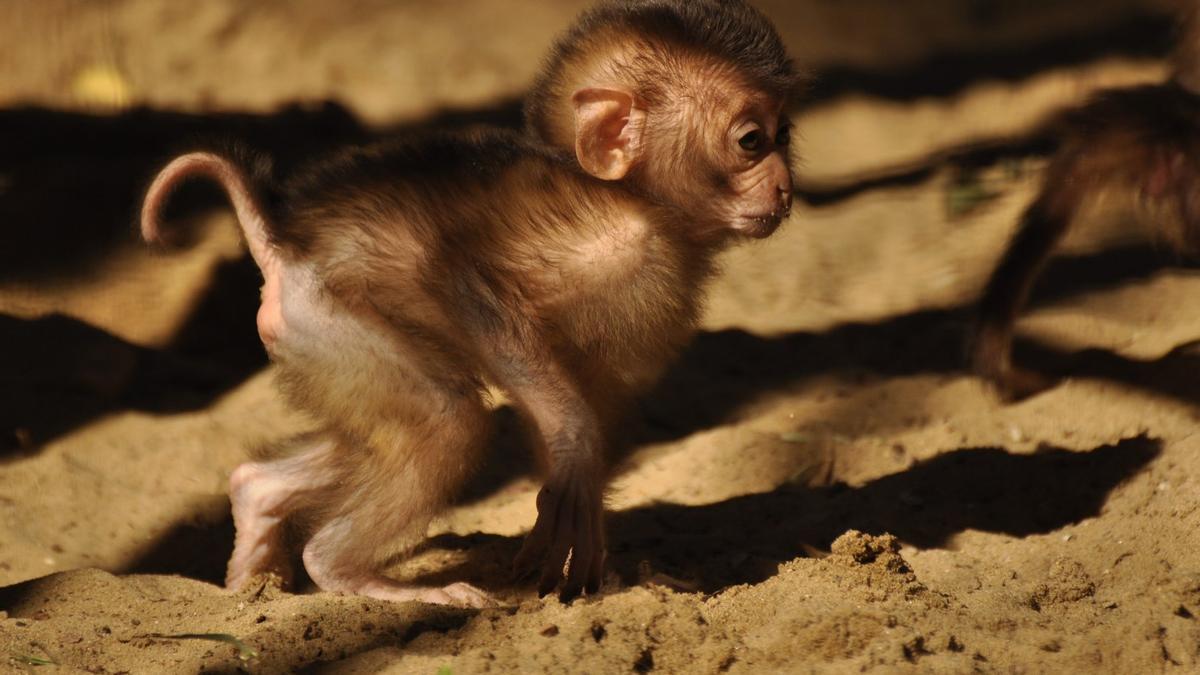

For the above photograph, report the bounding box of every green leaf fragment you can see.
[150,633,259,661]
[11,653,56,666]
[945,175,1002,219]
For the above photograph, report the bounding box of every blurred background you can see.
[0,0,1188,545]
[0,0,1182,451]
[3,4,1200,671]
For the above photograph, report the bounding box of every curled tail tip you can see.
[139,152,222,247]
[140,168,177,246]
[139,148,275,261]
[140,205,163,244]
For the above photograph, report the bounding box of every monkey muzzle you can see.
[735,204,790,239]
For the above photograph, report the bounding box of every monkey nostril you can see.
[778,189,793,216]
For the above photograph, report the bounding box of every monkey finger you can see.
[559,495,595,602]
[513,488,558,576]
[513,528,550,580]
[585,508,605,595]
[585,547,605,595]
[537,494,576,597]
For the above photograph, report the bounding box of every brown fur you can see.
[142,1,798,604]
[971,4,1200,400]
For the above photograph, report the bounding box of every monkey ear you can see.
[572,88,643,181]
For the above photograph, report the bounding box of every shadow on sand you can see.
[3,8,1192,599]
[407,436,1162,594]
[0,99,523,454]
[0,0,1184,454]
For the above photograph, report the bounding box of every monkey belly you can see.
[269,262,466,437]
[554,268,699,394]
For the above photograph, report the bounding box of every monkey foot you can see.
[985,366,1057,402]
[227,463,295,591]
[344,578,495,608]
[226,542,294,592]
[227,514,294,590]
[970,333,1057,402]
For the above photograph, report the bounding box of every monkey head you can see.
[570,69,794,241]
[526,0,803,242]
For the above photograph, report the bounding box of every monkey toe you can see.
[438,582,497,608]
[327,576,495,607]
[226,554,293,592]
[226,532,294,592]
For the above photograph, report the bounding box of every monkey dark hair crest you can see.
[525,0,803,147]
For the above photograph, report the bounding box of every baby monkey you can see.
[971,2,1200,399]
[142,0,799,605]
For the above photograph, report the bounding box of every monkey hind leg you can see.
[304,516,493,606]
[300,392,495,607]
[226,433,341,591]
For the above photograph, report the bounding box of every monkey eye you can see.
[738,129,763,152]
[775,124,791,147]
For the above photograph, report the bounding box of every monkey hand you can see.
[514,467,605,602]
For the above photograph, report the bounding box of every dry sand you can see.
[3,1,1200,672]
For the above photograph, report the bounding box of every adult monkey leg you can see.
[971,157,1084,399]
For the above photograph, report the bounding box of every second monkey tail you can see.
[141,144,279,270]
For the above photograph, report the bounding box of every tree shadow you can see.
[408,435,1159,595]
[0,312,249,458]
[117,435,1159,597]
[637,247,1200,448]
[0,98,525,284]
[0,102,367,282]
[5,236,1194,461]
[0,98,526,453]
[801,8,1171,107]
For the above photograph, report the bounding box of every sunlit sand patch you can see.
[71,63,131,109]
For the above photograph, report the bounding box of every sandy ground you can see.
[3,0,1200,672]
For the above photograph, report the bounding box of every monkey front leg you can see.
[514,407,607,601]
[482,342,607,601]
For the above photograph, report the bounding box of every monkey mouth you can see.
[733,210,787,238]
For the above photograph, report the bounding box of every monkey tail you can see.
[141,149,277,270]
